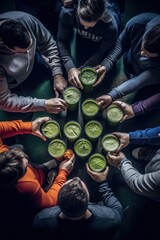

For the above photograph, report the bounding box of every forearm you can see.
[99,181,123,210]
[132,93,160,115]
[29,15,63,76]
[0,120,32,139]
[0,80,45,112]
[83,41,114,68]
[47,169,68,205]
[101,30,130,71]
[129,126,160,145]
[57,9,75,71]
[108,70,160,100]
[120,160,160,198]
[39,35,63,76]
[57,39,75,71]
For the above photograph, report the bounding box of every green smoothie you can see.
[102,134,120,152]
[79,67,98,92]
[85,120,103,141]
[88,153,107,172]
[104,104,124,125]
[48,139,66,158]
[74,138,92,158]
[42,120,60,139]
[63,87,81,111]
[64,121,81,142]
[82,99,99,120]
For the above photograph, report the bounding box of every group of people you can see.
[0,0,160,239]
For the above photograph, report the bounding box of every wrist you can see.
[54,74,63,79]
[118,158,128,170]
[97,179,107,185]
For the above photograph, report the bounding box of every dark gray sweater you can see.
[57,1,121,71]
[32,181,123,239]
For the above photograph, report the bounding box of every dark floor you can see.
[0,1,160,240]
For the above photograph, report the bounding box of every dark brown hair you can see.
[0,149,28,189]
[143,24,160,54]
[58,177,89,218]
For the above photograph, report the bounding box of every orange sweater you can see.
[0,120,68,209]
[0,120,32,153]
[16,165,68,209]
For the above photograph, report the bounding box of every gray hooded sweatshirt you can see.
[0,11,63,113]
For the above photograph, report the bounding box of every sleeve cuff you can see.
[118,157,130,170]
[97,180,108,186]
[132,101,144,116]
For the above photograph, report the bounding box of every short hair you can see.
[58,177,89,219]
[0,149,28,189]
[0,20,30,49]
[143,24,160,55]
[77,0,111,23]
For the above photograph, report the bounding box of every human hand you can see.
[32,116,51,141]
[45,98,67,114]
[93,65,107,87]
[107,152,126,168]
[86,164,109,183]
[112,132,130,151]
[68,67,83,89]
[62,0,73,7]
[53,75,68,97]
[112,100,135,122]
[96,95,113,110]
[59,153,75,174]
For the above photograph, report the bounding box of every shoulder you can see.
[126,13,159,28]
[0,11,36,22]
[60,6,76,20]
[33,207,60,226]
[88,203,115,219]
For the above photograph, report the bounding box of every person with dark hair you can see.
[57,0,122,89]
[107,125,160,201]
[0,117,75,209]
[96,13,160,109]
[110,92,160,122]
[32,165,123,239]
[0,11,68,114]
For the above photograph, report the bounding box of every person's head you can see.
[141,24,160,58]
[0,149,29,189]
[77,0,110,29]
[0,20,32,53]
[58,177,89,220]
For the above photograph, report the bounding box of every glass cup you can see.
[101,134,120,153]
[103,104,124,126]
[74,138,92,159]
[82,98,99,120]
[48,139,66,160]
[85,120,103,142]
[41,120,60,139]
[63,121,81,142]
[88,153,107,172]
[63,86,81,111]
[79,67,98,92]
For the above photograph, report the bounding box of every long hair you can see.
[0,149,28,189]
[0,20,30,49]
